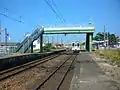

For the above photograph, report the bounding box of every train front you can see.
[71,42,80,53]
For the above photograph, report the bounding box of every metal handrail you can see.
[15,27,44,53]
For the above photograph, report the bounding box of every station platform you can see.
[69,53,119,90]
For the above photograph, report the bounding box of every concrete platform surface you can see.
[69,53,119,90]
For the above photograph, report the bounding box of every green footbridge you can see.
[15,26,95,53]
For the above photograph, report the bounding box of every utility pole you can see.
[61,37,63,45]
[104,25,106,50]
[43,36,46,44]
[44,36,49,44]
[0,8,23,23]
[107,32,109,48]
[61,37,63,48]
[48,36,49,44]
[57,35,58,44]
[52,36,54,45]
[0,20,1,46]
[4,28,7,53]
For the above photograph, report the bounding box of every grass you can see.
[93,49,120,65]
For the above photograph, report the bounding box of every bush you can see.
[93,49,120,64]
[43,43,56,52]
[33,49,40,52]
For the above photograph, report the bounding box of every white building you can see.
[117,42,120,48]
[0,42,20,57]
[92,40,109,50]
[33,40,45,50]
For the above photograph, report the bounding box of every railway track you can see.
[34,54,77,90]
[0,54,61,81]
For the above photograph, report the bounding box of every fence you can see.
[0,46,17,57]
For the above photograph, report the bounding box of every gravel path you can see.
[90,54,120,89]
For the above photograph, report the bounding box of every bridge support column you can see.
[86,33,89,51]
[86,33,93,52]
[40,34,43,52]
[31,42,33,53]
[89,33,93,52]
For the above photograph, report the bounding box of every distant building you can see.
[33,40,45,50]
[80,40,108,50]
[63,44,71,49]
[55,44,64,49]
[0,42,20,46]
[117,42,120,48]
[92,40,108,50]
[0,42,20,57]
[92,40,120,49]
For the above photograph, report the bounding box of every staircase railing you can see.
[15,27,44,53]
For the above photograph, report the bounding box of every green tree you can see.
[93,32,109,41]
[93,32,119,46]
[109,34,116,45]
[43,43,56,51]
[118,38,120,42]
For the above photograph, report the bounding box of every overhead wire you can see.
[0,12,23,23]
[47,0,60,24]
[50,0,66,22]
[0,8,24,23]
[44,0,65,23]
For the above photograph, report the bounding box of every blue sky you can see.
[0,0,120,44]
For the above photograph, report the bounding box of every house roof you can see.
[0,42,20,46]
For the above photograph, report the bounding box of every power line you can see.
[0,12,23,23]
[44,0,64,23]
[47,0,60,24]
[50,0,66,22]
[44,0,61,20]
[0,8,24,23]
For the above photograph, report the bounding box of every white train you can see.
[71,42,80,52]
